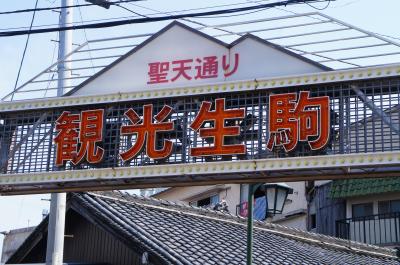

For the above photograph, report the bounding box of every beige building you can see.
[151,181,309,230]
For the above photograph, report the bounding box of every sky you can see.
[1,0,400,260]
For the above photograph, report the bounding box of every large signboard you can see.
[1,67,400,194]
[1,22,400,194]
[53,93,330,167]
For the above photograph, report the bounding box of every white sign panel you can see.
[72,22,328,96]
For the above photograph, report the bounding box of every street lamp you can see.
[246,183,293,265]
[264,183,293,216]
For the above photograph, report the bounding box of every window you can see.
[378,200,400,215]
[310,214,317,230]
[352,203,373,219]
[191,194,219,208]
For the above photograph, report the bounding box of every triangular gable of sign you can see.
[67,21,331,96]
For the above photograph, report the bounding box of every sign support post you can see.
[46,1,73,264]
[246,183,263,265]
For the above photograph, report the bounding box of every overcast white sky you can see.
[1,0,400,259]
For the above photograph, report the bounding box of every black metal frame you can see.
[1,76,400,175]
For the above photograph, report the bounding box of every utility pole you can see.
[46,1,109,264]
[46,0,73,264]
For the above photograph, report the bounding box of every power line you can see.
[305,0,331,10]
[193,6,272,19]
[115,3,147,17]
[0,0,331,37]
[0,0,141,15]
[0,0,276,31]
[125,2,236,36]
[129,0,273,17]
[11,0,40,101]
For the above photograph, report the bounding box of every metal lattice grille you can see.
[1,77,399,174]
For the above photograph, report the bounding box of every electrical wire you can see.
[115,3,147,17]
[128,0,273,16]
[0,0,141,15]
[0,0,329,37]
[0,0,283,31]
[123,2,236,36]
[305,0,331,10]
[193,7,272,19]
[192,0,271,18]
[11,0,39,101]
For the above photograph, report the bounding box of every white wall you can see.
[154,184,241,213]
[282,182,308,214]
[346,192,400,218]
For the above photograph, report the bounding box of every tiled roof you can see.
[330,177,400,198]
[70,191,400,265]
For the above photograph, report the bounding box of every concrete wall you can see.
[155,184,241,214]
[1,227,35,263]
[283,182,308,214]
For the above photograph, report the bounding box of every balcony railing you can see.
[336,212,400,246]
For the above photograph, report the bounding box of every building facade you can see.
[308,178,400,247]
[152,181,309,230]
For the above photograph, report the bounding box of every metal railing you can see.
[336,212,400,246]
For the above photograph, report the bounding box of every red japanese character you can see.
[54,109,105,166]
[120,104,174,161]
[267,91,330,152]
[296,91,330,150]
[222,53,239,77]
[195,56,218,79]
[54,111,80,167]
[190,98,246,157]
[171,59,193,82]
[147,62,169,84]
[267,93,298,152]
[74,109,105,165]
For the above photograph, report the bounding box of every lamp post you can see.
[246,183,293,265]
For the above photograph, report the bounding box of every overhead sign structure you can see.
[53,94,330,167]
[1,22,400,194]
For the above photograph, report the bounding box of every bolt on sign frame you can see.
[1,64,400,195]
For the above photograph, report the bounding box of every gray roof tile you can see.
[71,191,400,265]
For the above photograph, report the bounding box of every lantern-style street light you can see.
[264,183,293,215]
[246,183,293,265]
